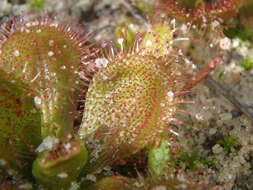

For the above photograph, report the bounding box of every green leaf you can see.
[148,140,170,178]
[218,135,240,152]
[0,71,41,177]
[32,136,88,190]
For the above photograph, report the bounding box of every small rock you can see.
[18,183,33,189]
[0,0,12,17]
[219,37,231,50]
[57,172,68,179]
[152,186,167,190]
[86,174,96,182]
[209,128,217,135]
[212,144,223,154]
[220,112,232,121]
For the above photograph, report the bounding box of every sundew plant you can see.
[0,0,252,189]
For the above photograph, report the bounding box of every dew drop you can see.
[117,38,124,44]
[64,143,71,151]
[13,50,20,57]
[167,91,174,101]
[48,51,54,57]
[195,113,204,121]
[34,96,41,109]
[145,40,152,47]
[160,103,165,107]
[57,173,68,179]
[49,40,54,47]
[95,58,109,68]
[50,23,58,28]
[25,23,31,28]
[60,65,66,70]
[232,39,240,48]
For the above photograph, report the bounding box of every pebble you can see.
[152,186,167,190]
[86,174,96,182]
[219,37,231,50]
[18,183,33,189]
[57,172,68,179]
[220,112,232,121]
[212,144,223,154]
[0,0,12,17]
[209,128,217,135]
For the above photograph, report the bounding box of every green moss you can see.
[170,148,216,171]
[29,0,45,11]
[201,156,217,168]
[217,135,240,152]
[177,149,199,170]
[224,26,253,42]
[239,56,253,71]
